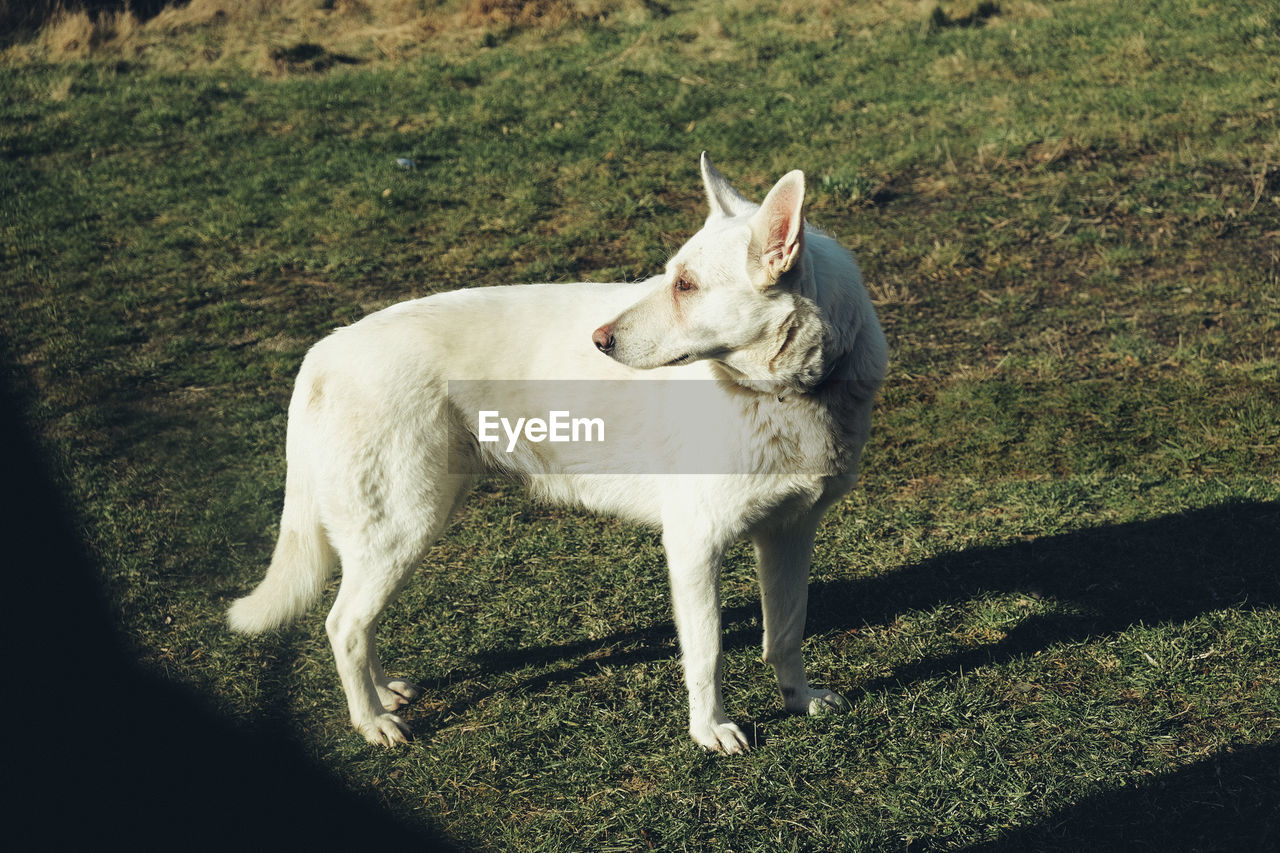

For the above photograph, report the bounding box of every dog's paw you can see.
[691,721,751,754]
[359,713,413,747]
[376,679,423,711]
[806,688,852,715]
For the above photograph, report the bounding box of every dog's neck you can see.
[712,254,835,398]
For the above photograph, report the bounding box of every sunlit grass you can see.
[2,0,1277,849]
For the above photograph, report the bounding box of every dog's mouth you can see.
[663,353,693,367]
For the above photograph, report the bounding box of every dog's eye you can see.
[673,274,696,293]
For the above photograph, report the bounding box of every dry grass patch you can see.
[38,8,139,60]
[2,0,1066,74]
[3,0,664,72]
[463,0,582,28]
[4,1,432,71]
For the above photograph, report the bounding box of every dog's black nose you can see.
[592,324,615,354]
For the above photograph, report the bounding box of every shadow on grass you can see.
[959,740,1279,852]
[421,499,1277,733]
[805,498,1279,691]
[1,368,457,850]
[410,498,1277,848]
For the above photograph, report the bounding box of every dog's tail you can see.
[227,462,335,635]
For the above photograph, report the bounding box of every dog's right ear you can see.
[700,152,755,219]
[748,169,805,287]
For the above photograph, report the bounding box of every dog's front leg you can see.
[753,522,852,716]
[662,526,749,754]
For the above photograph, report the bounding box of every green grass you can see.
[2,0,1278,849]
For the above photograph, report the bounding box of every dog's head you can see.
[593,154,825,386]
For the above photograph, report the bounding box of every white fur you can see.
[228,154,888,753]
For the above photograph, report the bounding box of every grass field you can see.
[2,0,1278,849]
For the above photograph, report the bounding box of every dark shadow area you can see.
[928,1,1001,31]
[269,41,363,73]
[0,362,457,850]
[961,741,1279,853]
[804,498,1278,690]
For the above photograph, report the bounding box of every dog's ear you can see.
[700,152,755,219]
[749,170,805,287]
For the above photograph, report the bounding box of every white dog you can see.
[228,154,888,754]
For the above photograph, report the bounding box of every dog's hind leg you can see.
[325,551,420,746]
[753,519,851,717]
[325,471,474,747]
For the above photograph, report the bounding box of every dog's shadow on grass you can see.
[955,738,1280,852]
[417,499,1277,732]
[410,499,1277,849]
[804,497,1279,693]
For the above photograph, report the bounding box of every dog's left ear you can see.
[749,170,805,287]
[700,152,755,219]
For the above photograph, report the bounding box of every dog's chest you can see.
[738,393,860,478]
